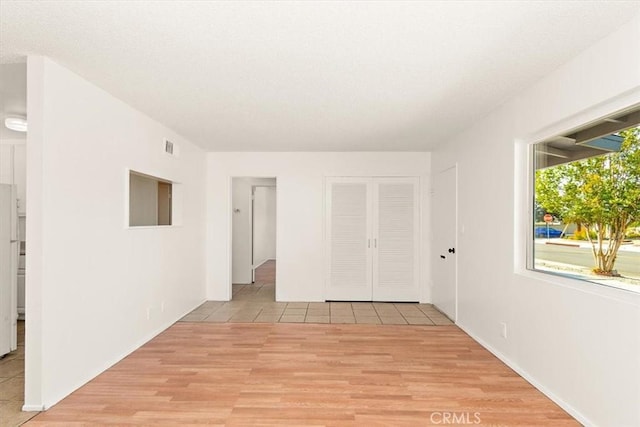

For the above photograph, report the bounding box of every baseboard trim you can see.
[22,404,44,412]
[456,322,591,427]
[253,258,275,269]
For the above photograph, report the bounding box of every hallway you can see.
[231,259,276,301]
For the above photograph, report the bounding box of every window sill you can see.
[516,268,640,306]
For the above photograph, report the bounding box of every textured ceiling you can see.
[1,1,639,151]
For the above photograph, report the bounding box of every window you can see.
[129,170,172,226]
[531,108,640,293]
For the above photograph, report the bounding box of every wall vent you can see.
[164,139,174,155]
[163,138,180,157]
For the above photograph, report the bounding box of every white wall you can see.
[253,185,276,266]
[0,141,26,214]
[0,142,27,318]
[0,145,12,183]
[0,63,27,142]
[231,178,252,284]
[431,15,640,427]
[207,153,431,302]
[25,57,207,409]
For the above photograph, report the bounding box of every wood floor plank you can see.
[27,323,577,426]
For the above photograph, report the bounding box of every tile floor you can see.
[181,261,453,325]
[0,321,38,426]
[180,264,453,326]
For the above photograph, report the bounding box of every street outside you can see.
[534,238,640,292]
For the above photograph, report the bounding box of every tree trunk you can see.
[589,217,628,275]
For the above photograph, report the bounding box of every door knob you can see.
[448,248,455,254]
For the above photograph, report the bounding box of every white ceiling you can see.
[1,1,639,151]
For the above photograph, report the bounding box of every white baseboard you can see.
[253,258,275,269]
[456,322,591,427]
[22,404,44,412]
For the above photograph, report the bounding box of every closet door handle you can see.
[368,239,371,248]
[374,238,377,248]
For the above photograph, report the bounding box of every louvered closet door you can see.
[325,178,373,301]
[372,177,420,301]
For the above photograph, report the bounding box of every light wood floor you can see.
[254,259,275,286]
[0,321,39,427]
[27,323,577,426]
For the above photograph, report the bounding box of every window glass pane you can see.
[532,122,640,293]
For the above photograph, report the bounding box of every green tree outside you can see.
[535,127,640,275]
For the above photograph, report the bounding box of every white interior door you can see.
[432,166,457,321]
[325,178,372,301]
[373,177,419,301]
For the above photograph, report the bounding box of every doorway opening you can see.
[231,177,277,301]
[0,62,34,421]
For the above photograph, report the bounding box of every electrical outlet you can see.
[500,322,508,339]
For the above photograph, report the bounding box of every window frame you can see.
[514,99,640,303]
